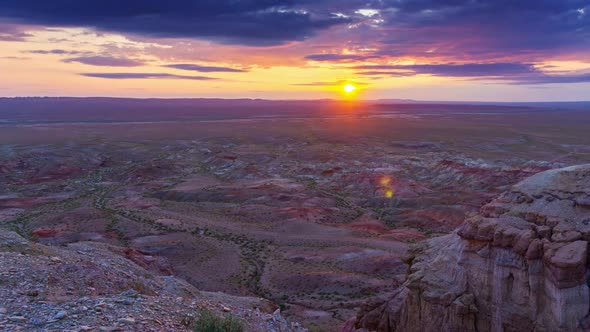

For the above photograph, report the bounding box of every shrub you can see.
[192,310,245,332]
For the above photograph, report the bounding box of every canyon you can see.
[1,99,589,331]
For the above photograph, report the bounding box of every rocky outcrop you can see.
[0,229,306,332]
[355,165,590,332]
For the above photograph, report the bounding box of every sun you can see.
[343,84,356,93]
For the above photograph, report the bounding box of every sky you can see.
[0,0,589,101]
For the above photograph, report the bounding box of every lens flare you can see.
[385,189,394,199]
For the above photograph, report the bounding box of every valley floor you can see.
[1,102,589,330]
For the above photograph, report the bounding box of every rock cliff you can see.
[354,164,590,332]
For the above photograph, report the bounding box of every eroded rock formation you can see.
[355,165,590,332]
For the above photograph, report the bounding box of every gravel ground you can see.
[0,229,306,332]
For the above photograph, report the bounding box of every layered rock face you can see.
[355,165,590,332]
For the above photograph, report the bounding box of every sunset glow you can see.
[0,2,589,100]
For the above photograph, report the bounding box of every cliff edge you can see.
[354,164,590,332]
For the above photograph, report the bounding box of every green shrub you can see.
[192,310,245,332]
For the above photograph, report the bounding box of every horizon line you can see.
[1,96,589,104]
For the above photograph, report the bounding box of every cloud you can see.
[356,70,415,77]
[27,49,82,55]
[352,62,590,84]
[0,23,31,41]
[0,56,30,60]
[510,74,590,85]
[312,1,590,61]
[305,54,375,62]
[1,0,588,78]
[80,73,217,80]
[63,56,144,67]
[0,1,351,46]
[353,63,538,77]
[164,64,246,73]
[292,79,366,86]
[379,1,590,58]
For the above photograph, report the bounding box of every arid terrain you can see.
[1,98,590,331]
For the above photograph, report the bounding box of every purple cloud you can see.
[353,63,538,77]
[64,56,144,67]
[27,49,82,55]
[80,73,217,80]
[164,64,246,73]
[511,74,590,85]
[0,23,31,41]
[305,54,375,62]
[356,71,415,77]
[353,62,590,85]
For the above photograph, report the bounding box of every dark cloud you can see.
[324,1,589,59]
[80,73,217,80]
[377,0,590,58]
[1,0,588,70]
[0,1,351,46]
[164,64,247,73]
[64,56,144,67]
[298,1,589,64]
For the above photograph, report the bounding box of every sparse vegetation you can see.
[190,310,245,332]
